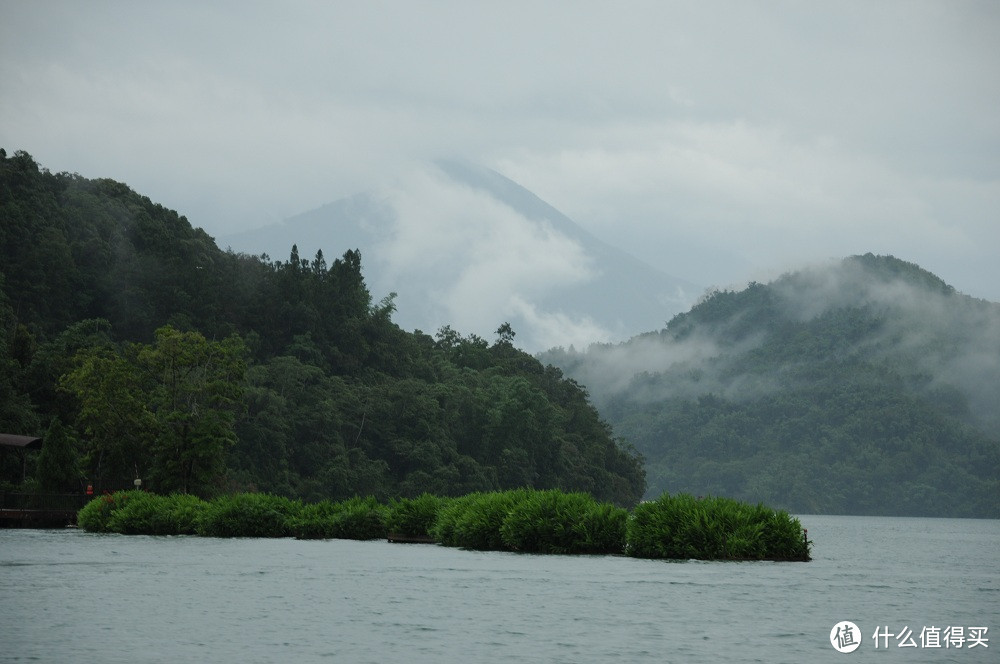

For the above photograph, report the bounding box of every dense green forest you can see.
[542,255,1000,517]
[0,149,645,505]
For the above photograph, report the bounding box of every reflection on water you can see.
[2,515,997,663]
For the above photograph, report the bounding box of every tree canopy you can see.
[0,149,645,505]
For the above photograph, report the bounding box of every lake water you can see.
[2,515,997,663]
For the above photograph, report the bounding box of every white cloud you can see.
[493,116,999,294]
[2,0,998,307]
[506,296,617,352]
[368,166,600,347]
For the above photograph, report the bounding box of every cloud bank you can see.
[375,167,603,349]
[547,256,1000,435]
[2,1,998,306]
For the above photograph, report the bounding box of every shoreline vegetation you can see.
[77,489,811,562]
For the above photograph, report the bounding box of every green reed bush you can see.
[453,490,528,551]
[499,489,627,555]
[107,491,173,535]
[196,493,302,538]
[759,509,811,560]
[436,489,534,551]
[385,493,447,538]
[164,494,211,535]
[79,492,210,535]
[431,489,626,554]
[78,490,138,532]
[578,501,630,554]
[104,492,209,535]
[76,488,809,562]
[290,500,341,539]
[429,493,481,546]
[626,493,810,561]
[331,496,388,539]
[292,496,388,540]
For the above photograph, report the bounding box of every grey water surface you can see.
[2,515,996,663]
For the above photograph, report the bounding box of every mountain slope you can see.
[221,161,698,352]
[541,254,1000,517]
[0,149,646,504]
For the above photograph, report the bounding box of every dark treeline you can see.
[0,149,644,505]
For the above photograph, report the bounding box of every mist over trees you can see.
[5,148,995,517]
[0,149,644,505]
[220,159,699,354]
[542,255,1000,517]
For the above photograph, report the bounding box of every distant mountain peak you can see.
[842,253,955,295]
[663,253,965,341]
[221,161,698,352]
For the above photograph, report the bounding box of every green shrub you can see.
[452,490,527,551]
[578,501,630,554]
[197,493,302,538]
[79,491,209,535]
[626,493,810,561]
[292,496,388,540]
[77,490,139,533]
[429,493,481,546]
[329,496,388,540]
[164,494,210,535]
[499,489,626,555]
[385,493,446,538]
[431,489,626,554]
[433,489,532,551]
[759,508,811,560]
[78,489,810,562]
[107,491,173,535]
[290,500,342,539]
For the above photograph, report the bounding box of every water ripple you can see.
[2,516,998,663]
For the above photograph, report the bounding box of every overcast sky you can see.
[2,1,998,302]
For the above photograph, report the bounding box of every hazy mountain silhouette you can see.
[221,161,698,352]
[541,254,1000,516]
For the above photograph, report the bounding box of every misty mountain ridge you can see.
[541,254,1000,516]
[221,160,698,352]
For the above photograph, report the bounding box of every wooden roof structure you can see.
[0,434,43,450]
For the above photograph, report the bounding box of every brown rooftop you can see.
[0,434,42,450]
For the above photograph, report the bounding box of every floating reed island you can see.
[77,489,811,561]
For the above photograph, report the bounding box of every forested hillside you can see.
[542,255,1000,517]
[0,149,645,505]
